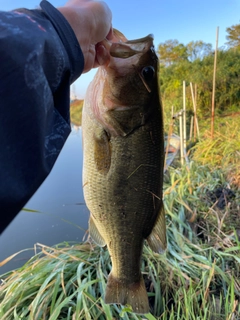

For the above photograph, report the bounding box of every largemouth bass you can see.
[82,30,167,314]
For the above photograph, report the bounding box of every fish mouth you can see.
[110,29,154,59]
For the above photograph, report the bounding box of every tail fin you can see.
[104,272,149,314]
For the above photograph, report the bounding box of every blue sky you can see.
[2,0,240,98]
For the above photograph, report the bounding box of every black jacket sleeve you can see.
[0,1,84,233]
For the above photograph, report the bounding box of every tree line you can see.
[158,23,240,118]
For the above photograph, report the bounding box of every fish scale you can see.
[82,29,166,314]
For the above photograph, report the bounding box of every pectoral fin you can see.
[89,214,106,247]
[147,206,167,253]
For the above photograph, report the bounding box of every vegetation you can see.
[0,140,239,319]
[192,115,240,188]
[0,22,239,320]
[0,215,239,320]
[158,23,240,119]
[70,99,83,126]
[226,24,240,49]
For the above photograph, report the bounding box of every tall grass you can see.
[0,163,239,319]
[192,118,240,188]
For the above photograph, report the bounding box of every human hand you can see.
[58,0,113,73]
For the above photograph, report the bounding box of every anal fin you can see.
[147,206,167,253]
[89,214,106,247]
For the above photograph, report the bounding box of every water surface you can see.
[0,126,89,274]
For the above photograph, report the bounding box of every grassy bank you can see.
[0,110,239,319]
[0,161,239,319]
[193,115,240,188]
[70,99,83,126]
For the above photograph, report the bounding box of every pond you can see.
[0,125,89,275]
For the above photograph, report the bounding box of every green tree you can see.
[186,41,213,61]
[225,24,240,49]
[215,50,240,111]
[158,39,188,66]
[158,42,240,119]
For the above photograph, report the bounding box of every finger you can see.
[106,26,114,41]
[95,40,111,66]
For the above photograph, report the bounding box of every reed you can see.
[192,119,240,187]
[0,162,239,319]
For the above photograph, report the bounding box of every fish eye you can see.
[141,66,155,81]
